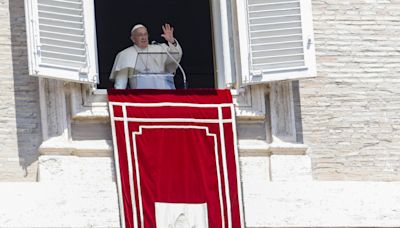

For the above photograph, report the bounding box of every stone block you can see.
[239,156,270,183]
[38,155,115,183]
[270,155,312,181]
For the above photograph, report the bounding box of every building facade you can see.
[1,0,400,227]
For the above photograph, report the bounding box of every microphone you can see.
[151,41,187,89]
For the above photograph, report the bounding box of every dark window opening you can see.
[94,0,215,89]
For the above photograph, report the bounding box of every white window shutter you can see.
[25,0,98,84]
[236,0,316,85]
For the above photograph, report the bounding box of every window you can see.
[93,0,215,89]
[25,0,216,89]
[236,0,316,85]
[24,0,315,88]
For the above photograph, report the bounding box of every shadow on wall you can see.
[292,80,304,144]
[9,0,42,179]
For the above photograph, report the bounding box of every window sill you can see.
[71,87,109,121]
[71,88,267,121]
[39,137,113,157]
[239,139,309,156]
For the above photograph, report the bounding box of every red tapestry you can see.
[108,89,243,228]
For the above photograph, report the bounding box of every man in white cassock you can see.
[109,23,183,89]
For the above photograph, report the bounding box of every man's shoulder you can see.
[118,46,136,55]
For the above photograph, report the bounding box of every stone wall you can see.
[1,0,400,185]
[1,156,400,227]
[0,0,41,181]
[299,0,400,180]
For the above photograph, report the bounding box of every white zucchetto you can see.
[131,24,145,34]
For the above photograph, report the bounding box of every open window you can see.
[24,0,98,83]
[236,0,316,85]
[25,0,216,89]
[24,0,315,89]
[93,1,215,89]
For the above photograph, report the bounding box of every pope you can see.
[109,23,183,89]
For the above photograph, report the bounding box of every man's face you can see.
[131,27,149,49]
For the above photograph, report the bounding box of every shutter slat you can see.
[253,60,304,66]
[249,10,300,19]
[250,26,302,34]
[253,62,305,71]
[41,57,86,68]
[38,4,82,15]
[39,18,83,29]
[251,34,302,44]
[251,41,303,53]
[250,15,300,24]
[252,53,304,65]
[249,15,301,25]
[249,0,295,4]
[252,45,303,54]
[250,1,299,5]
[252,39,302,46]
[250,28,302,38]
[41,50,86,62]
[249,13,301,20]
[42,44,85,56]
[250,21,302,32]
[41,31,84,42]
[249,2,300,11]
[253,51,302,60]
[40,0,81,9]
[252,48,304,60]
[249,7,300,15]
[41,37,85,49]
[40,24,83,35]
[38,11,82,22]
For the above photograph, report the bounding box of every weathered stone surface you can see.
[240,156,270,182]
[270,155,312,181]
[0,183,120,227]
[38,155,115,183]
[0,0,41,181]
[298,0,400,180]
[1,181,400,227]
[243,181,400,227]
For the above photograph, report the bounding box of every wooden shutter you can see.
[25,0,98,83]
[237,0,316,84]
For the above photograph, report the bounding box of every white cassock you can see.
[109,41,183,89]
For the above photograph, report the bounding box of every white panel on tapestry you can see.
[155,202,208,228]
